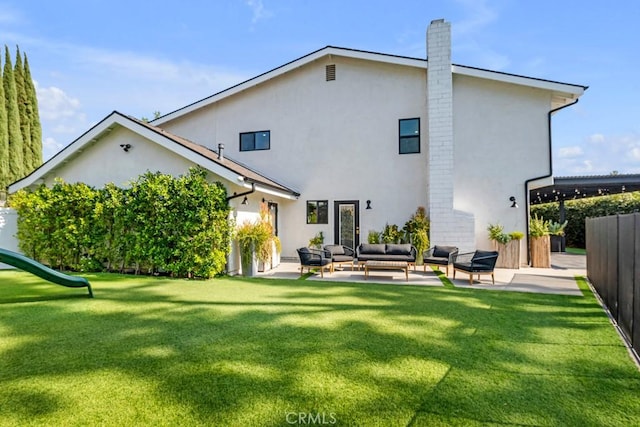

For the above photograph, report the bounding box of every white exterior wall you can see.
[0,208,19,269]
[453,75,552,264]
[44,127,197,188]
[162,56,430,258]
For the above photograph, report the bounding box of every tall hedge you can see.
[10,168,232,278]
[531,192,640,248]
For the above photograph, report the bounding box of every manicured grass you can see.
[566,247,587,255]
[1,270,639,426]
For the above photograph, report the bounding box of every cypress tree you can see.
[0,55,8,190]
[14,46,33,173]
[3,45,24,182]
[24,54,42,168]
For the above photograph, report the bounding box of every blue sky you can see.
[1,0,638,176]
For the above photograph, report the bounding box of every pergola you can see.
[530,174,640,205]
[529,174,640,250]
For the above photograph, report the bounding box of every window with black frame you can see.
[306,200,328,224]
[240,130,270,151]
[399,118,420,154]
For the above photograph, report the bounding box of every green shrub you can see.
[531,192,640,248]
[9,167,232,278]
[368,230,381,244]
[529,214,550,237]
[487,223,510,244]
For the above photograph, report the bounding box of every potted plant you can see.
[235,214,278,277]
[487,223,522,269]
[529,214,551,268]
[548,220,568,252]
[402,207,430,265]
[308,231,324,249]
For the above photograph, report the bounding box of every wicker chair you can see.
[423,245,459,276]
[323,244,356,270]
[452,250,499,285]
[296,247,333,277]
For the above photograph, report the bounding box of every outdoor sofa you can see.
[356,243,417,269]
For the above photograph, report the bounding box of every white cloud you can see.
[35,82,82,121]
[558,146,583,158]
[453,0,498,37]
[245,0,273,24]
[555,133,640,175]
[43,137,65,159]
[631,147,640,161]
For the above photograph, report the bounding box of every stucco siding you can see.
[45,126,199,188]
[453,74,551,258]
[163,56,431,257]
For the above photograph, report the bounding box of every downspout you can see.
[524,98,579,264]
[226,182,256,202]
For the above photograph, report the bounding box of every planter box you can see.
[491,240,521,269]
[530,235,551,268]
[550,235,565,252]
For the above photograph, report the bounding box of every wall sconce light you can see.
[241,196,249,205]
[366,200,372,210]
[509,196,518,208]
[120,143,132,152]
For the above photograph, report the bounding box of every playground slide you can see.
[0,248,93,298]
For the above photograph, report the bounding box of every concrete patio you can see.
[256,252,587,296]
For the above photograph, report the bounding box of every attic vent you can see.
[325,64,336,81]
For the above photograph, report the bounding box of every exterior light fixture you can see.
[366,200,372,210]
[509,196,518,208]
[120,143,132,152]
[241,196,249,205]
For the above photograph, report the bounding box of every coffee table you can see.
[364,260,409,282]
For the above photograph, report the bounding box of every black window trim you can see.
[399,118,420,154]
[306,200,329,224]
[240,130,271,152]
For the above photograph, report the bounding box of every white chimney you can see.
[427,19,476,251]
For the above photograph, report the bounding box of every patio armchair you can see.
[296,247,333,278]
[324,244,356,270]
[423,245,458,276]
[452,250,499,285]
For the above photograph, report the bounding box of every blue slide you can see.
[0,248,93,298]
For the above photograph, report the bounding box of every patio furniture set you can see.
[297,244,499,285]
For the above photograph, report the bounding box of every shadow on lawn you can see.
[1,273,639,425]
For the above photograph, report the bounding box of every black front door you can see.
[334,201,359,249]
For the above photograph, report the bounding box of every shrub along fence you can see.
[532,192,640,248]
[586,213,640,358]
[9,168,232,278]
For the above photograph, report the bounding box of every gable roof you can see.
[8,111,300,199]
[153,45,588,125]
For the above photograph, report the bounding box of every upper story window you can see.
[399,118,420,154]
[240,130,270,151]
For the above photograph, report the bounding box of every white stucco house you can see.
[5,19,587,273]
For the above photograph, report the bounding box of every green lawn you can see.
[1,271,639,426]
